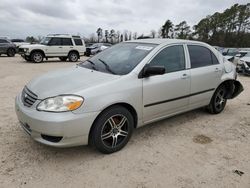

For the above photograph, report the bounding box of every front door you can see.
[142,45,191,123]
[46,37,62,57]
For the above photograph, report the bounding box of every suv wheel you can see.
[68,52,79,62]
[31,51,44,63]
[90,106,134,154]
[59,57,67,61]
[7,48,15,57]
[207,85,227,114]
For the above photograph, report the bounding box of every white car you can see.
[19,34,86,63]
[11,39,30,48]
[15,39,243,153]
[237,52,250,75]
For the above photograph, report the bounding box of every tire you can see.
[31,51,44,63]
[68,51,79,62]
[207,85,227,114]
[59,57,67,61]
[90,106,134,154]
[7,48,15,57]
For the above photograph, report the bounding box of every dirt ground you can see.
[0,55,249,188]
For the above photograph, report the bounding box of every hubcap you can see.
[71,54,78,61]
[215,89,226,111]
[34,54,42,62]
[101,115,129,148]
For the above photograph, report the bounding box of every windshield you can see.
[40,37,51,45]
[79,42,156,75]
[244,52,250,57]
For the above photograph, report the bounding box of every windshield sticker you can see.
[135,46,153,51]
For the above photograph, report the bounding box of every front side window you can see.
[40,37,51,45]
[49,38,61,46]
[188,45,213,68]
[0,39,8,43]
[149,45,185,73]
[74,39,83,46]
[62,38,73,46]
[79,42,156,75]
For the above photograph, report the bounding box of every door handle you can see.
[181,73,189,79]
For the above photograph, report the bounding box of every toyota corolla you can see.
[15,39,243,153]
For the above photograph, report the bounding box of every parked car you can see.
[222,48,240,62]
[19,34,86,63]
[11,39,30,48]
[85,43,111,56]
[236,52,250,75]
[0,38,17,57]
[15,39,243,154]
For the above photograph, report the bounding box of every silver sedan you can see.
[15,39,243,153]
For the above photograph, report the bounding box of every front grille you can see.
[21,86,38,107]
[18,48,24,53]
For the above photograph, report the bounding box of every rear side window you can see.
[149,45,185,73]
[74,39,83,46]
[188,45,213,68]
[49,38,61,46]
[62,38,73,46]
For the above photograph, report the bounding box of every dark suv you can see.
[0,39,17,57]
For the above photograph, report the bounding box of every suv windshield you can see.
[40,37,51,45]
[79,42,156,75]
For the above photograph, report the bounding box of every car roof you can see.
[47,34,81,38]
[125,38,206,45]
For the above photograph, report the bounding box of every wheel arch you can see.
[216,79,243,99]
[30,49,45,57]
[88,102,138,144]
[68,50,80,58]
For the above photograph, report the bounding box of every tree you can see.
[109,29,115,44]
[133,32,137,40]
[161,20,173,38]
[174,21,191,39]
[104,30,109,43]
[96,28,103,42]
[150,30,156,38]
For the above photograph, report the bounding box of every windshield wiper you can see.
[98,58,116,75]
[78,59,97,71]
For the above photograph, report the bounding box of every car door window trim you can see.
[144,88,215,107]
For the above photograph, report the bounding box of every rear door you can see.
[46,37,62,57]
[61,38,73,56]
[187,45,223,109]
[142,44,191,123]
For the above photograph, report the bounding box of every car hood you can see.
[26,66,119,99]
[20,44,45,48]
[240,56,250,62]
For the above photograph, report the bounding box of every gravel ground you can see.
[0,55,249,188]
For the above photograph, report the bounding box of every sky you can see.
[0,0,249,39]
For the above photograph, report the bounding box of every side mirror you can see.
[222,52,227,56]
[141,65,165,78]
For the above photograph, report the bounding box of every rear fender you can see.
[225,80,244,99]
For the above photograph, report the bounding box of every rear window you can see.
[62,38,73,46]
[74,39,83,46]
[11,39,24,42]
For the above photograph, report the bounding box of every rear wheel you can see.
[59,57,67,61]
[207,85,227,114]
[90,106,134,154]
[68,52,79,62]
[7,48,15,57]
[31,51,44,63]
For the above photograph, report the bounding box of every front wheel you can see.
[207,85,227,114]
[31,52,44,63]
[90,106,134,154]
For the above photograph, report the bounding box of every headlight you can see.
[37,95,84,112]
[23,48,29,52]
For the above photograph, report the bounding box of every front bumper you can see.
[15,93,99,147]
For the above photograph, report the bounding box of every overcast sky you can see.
[0,0,248,39]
